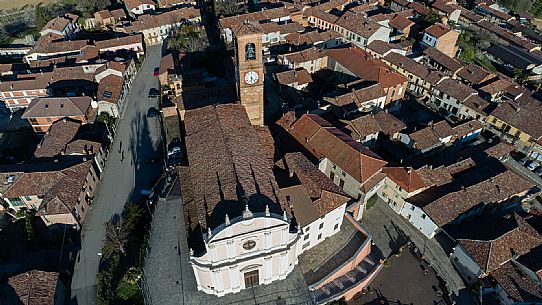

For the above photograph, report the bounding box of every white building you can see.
[124,0,156,16]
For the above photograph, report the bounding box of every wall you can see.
[399,201,439,239]
[319,158,362,199]
[190,215,300,296]
[311,214,372,289]
[450,244,483,285]
[301,203,346,252]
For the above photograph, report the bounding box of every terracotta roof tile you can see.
[1,270,60,305]
[34,119,81,158]
[423,171,534,226]
[489,97,542,140]
[425,23,452,38]
[22,97,93,119]
[423,47,463,72]
[383,167,426,193]
[490,261,542,303]
[281,114,387,183]
[275,68,313,86]
[183,104,286,231]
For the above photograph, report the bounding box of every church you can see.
[180,21,349,296]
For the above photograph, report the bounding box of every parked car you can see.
[534,167,542,177]
[527,161,539,171]
[147,107,161,118]
[168,146,181,157]
[153,67,160,77]
[519,157,530,165]
[148,88,160,99]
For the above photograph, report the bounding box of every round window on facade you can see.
[243,240,256,250]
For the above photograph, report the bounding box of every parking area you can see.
[349,250,450,305]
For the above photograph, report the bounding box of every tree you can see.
[104,214,129,256]
[421,11,441,26]
[78,0,111,17]
[167,24,208,53]
[216,0,242,17]
[115,267,143,304]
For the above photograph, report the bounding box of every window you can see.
[410,205,415,211]
[421,214,426,219]
[304,234,310,240]
[243,240,256,250]
[334,224,339,230]
[302,242,310,249]
[318,233,322,240]
[341,171,346,176]
[9,197,24,207]
[332,164,336,169]
[330,172,335,181]
[24,196,31,201]
[454,257,459,262]
[245,43,256,61]
[319,223,324,230]
[339,179,345,188]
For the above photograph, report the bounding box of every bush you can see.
[366,195,378,210]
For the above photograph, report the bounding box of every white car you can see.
[527,161,539,171]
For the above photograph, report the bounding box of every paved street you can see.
[70,44,164,305]
[360,199,473,305]
[505,158,542,189]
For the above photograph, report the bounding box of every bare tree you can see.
[104,214,129,256]
[217,0,241,17]
[183,35,208,53]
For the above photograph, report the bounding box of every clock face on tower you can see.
[244,71,259,85]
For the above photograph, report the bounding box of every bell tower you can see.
[234,22,264,126]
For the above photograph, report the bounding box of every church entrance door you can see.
[244,270,259,288]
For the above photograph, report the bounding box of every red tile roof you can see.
[425,23,451,38]
[383,167,426,193]
[423,171,534,226]
[280,114,387,183]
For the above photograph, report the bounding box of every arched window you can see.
[245,43,256,61]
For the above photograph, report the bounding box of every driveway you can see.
[70,44,164,305]
[360,199,474,305]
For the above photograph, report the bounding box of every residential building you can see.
[487,44,542,75]
[21,97,97,132]
[324,83,387,118]
[400,120,455,153]
[306,10,391,48]
[124,0,156,16]
[422,47,463,76]
[421,23,459,58]
[275,68,313,90]
[24,33,144,63]
[122,7,202,45]
[220,7,292,44]
[379,167,428,213]
[284,30,344,51]
[486,96,542,154]
[429,78,489,121]
[401,170,534,239]
[346,110,406,145]
[0,270,66,305]
[326,47,408,108]
[0,66,97,111]
[448,213,542,284]
[277,113,388,219]
[39,14,79,37]
[93,9,127,27]
[0,160,98,229]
